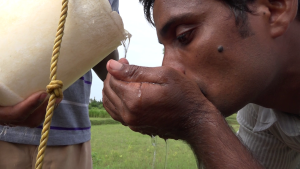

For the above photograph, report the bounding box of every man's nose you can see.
[162,48,185,74]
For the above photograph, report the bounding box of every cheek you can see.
[180,31,275,114]
[202,46,276,114]
[181,28,236,88]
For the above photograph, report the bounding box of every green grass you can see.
[90,118,120,125]
[225,113,240,132]
[90,114,239,168]
[91,125,197,169]
[89,108,111,118]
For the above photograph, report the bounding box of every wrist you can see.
[183,109,225,144]
[182,110,263,169]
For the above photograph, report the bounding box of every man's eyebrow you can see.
[160,13,196,37]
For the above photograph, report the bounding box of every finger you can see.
[14,96,62,128]
[109,76,142,103]
[104,58,128,80]
[105,58,129,75]
[102,92,125,124]
[107,60,179,84]
[16,98,49,128]
[109,75,164,109]
[103,74,126,123]
[108,76,168,127]
[0,91,48,122]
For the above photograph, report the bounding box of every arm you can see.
[186,111,263,169]
[93,50,119,81]
[103,59,264,169]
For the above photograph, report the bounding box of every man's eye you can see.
[176,30,193,45]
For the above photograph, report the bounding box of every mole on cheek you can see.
[218,46,224,53]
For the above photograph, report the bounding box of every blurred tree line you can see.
[89,97,103,109]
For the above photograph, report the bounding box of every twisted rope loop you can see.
[35,1,68,169]
[47,80,63,98]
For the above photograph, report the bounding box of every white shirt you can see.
[237,104,300,169]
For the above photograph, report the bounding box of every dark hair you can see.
[139,0,300,35]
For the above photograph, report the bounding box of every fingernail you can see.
[38,92,48,104]
[119,58,129,65]
[109,60,123,70]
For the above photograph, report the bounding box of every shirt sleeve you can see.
[109,0,119,13]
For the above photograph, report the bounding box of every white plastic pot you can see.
[0,0,129,106]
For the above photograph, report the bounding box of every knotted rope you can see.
[35,1,68,169]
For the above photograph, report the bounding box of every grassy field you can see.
[91,124,197,169]
[90,117,120,125]
[90,114,239,169]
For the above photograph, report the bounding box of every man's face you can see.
[153,0,283,115]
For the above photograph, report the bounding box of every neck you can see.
[254,21,300,114]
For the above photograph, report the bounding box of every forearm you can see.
[186,112,263,169]
[93,50,119,81]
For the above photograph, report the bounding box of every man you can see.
[103,0,300,168]
[0,0,119,168]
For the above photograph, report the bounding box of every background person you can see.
[0,0,119,168]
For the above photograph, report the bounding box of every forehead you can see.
[153,0,201,8]
[153,0,208,28]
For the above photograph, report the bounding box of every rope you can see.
[35,1,68,168]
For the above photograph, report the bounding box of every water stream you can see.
[151,135,157,169]
[151,136,170,169]
[164,139,169,169]
[121,31,132,59]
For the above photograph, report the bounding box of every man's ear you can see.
[264,0,298,38]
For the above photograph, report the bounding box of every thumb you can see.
[107,60,176,84]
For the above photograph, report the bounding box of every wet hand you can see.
[103,59,218,140]
[0,91,61,128]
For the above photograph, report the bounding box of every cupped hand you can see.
[103,59,218,140]
[0,91,61,128]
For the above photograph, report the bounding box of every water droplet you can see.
[138,89,141,98]
[3,127,8,136]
